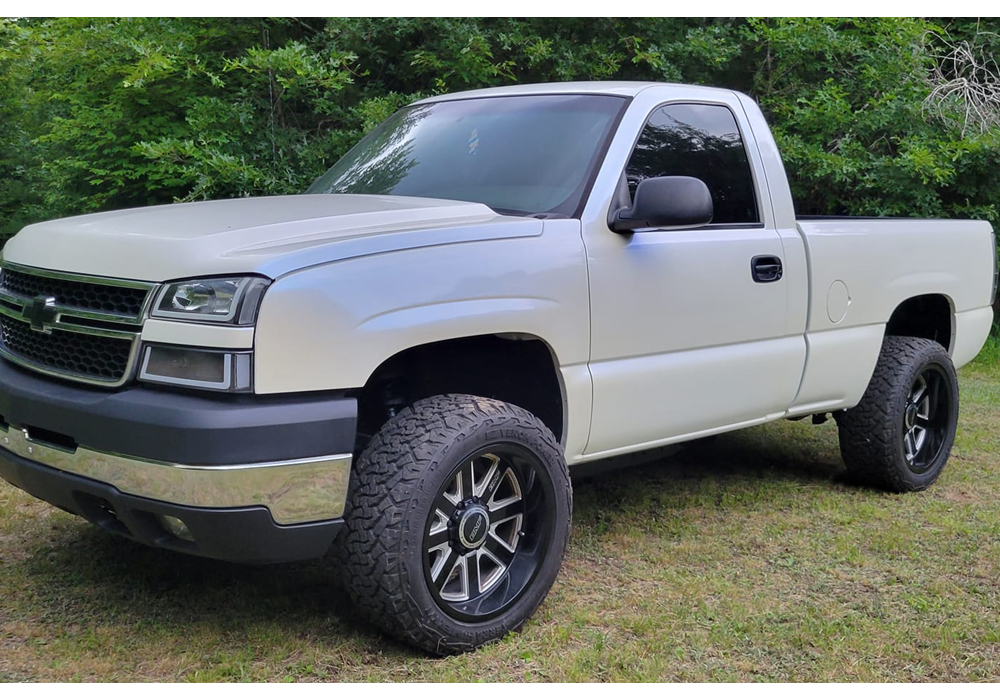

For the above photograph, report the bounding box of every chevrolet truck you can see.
[0,82,995,654]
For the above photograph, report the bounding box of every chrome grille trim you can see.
[0,263,158,387]
[0,261,157,325]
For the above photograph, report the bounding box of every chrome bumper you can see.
[0,423,351,525]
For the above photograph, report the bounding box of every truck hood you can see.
[1,194,542,281]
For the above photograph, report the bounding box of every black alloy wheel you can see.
[901,366,953,474]
[422,445,553,621]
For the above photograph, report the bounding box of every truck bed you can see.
[783,217,995,417]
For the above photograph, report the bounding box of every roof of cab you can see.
[413,81,737,104]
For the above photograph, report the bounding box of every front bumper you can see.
[0,358,358,563]
[0,449,343,563]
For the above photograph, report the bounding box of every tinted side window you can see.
[625,104,759,225]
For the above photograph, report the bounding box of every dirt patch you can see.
[940,487,982,504]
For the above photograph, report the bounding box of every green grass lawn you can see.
[2,357,1000,681]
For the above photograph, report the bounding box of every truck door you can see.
[582,100,806,458]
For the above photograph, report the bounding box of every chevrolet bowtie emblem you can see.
[24,295,58,334]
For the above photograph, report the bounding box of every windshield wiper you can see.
[489,206,533,217]
[489,207,566,219]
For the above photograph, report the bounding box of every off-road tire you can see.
[336,393,572,655]
[837,336,959,492]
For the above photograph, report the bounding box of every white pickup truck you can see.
[0,82,995,654]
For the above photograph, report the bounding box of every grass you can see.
[2,355,1000,681]
[973,331,1000,365]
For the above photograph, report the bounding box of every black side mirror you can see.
[610,176,713,233]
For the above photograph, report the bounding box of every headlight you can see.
[151,276,270,324]
[139,345,252,392]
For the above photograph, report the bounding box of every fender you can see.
[253,219,591,395]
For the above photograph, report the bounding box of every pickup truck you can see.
[0,82,995,654]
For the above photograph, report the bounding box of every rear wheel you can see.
[337,394,571,654]
[837,336,959,492]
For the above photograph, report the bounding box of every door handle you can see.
[751,255,783,283]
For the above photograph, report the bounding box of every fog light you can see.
[139,345,251,392]
[158,515,194,542]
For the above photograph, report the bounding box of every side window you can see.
[625,103,760,225]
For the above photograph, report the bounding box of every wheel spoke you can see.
[487,500,523,523]
[904,431,915,461]
[465,552,481,598]
[477,546,510,595]
[459,461,476,502]
[432,546,459,586]
[912,426,927,455]
[911,376,927,405]
[476,455,503,500]
[437,470,462,510]
[427,524,451,549]
[429,506,450,529]
[917,395,931,421]
[926,373,940,421]
[483,531,516,565]
[486,467,523,519]
[432,491,459,520]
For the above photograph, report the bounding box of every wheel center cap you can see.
[457,505,490,549]
[905,403,918,430]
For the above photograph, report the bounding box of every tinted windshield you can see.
[307,94,627,216]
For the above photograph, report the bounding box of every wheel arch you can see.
[353,332,568,453]
[884,293,955,353]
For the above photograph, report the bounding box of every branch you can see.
[923,29,1000,137]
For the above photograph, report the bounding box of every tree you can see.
[1,17,998,245]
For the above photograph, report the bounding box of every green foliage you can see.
[747,18,1000,224]
[1,17,999,242]
[971,331,1000,366]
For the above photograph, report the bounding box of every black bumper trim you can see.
[0,448,341,564]
[0,357,357,465]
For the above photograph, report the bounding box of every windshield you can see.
[307,94,627,217]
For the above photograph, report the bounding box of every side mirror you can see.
[610,176,713,233]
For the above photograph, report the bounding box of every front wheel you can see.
[336,394,572,654]
[837,336,959,492]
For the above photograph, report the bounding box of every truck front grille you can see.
[0,316,134,383]
[0,267,150,318]
[0,263,155,387]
